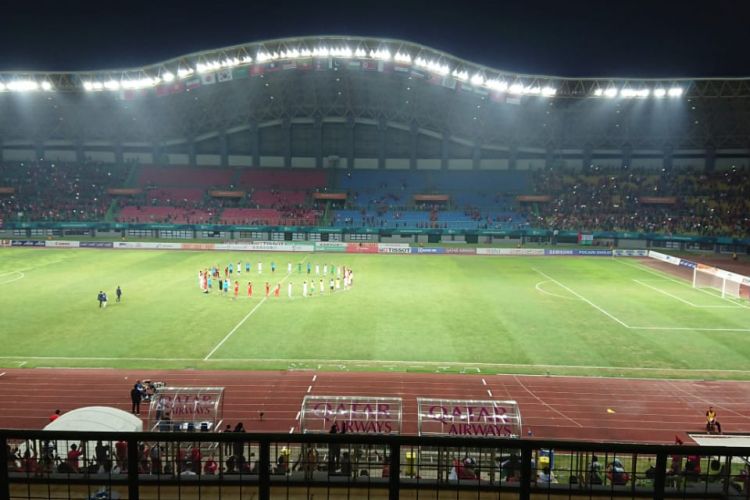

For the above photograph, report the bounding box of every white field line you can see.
[617,259,750,310]
[534,280,578,301]
[0,271,24,285]
[632,279,739,309]
[631,326,750,332]
[203,258,306,360]
[6,355,750,374]
[531,268,630,328]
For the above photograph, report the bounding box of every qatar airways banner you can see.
[417,399,522,438]
[300,396,402,435]
[445,247,477,255]
[11,240,46,247]
[114,241,182,250]
[544,249,612,256]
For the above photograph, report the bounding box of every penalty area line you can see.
[531,268,630,329]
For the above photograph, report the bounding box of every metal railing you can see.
[3,429,750,499]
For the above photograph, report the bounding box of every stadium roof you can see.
[1,36,750,98]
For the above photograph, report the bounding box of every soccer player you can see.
[234,281,239,299]
[245,262,250,273]
[274,284,280,297]
[307,262,311,275]
[319,279,324,293]
[288,262,292,274]
[102,292,108,308]
[229,262,233,275]
[198,271,203,289]
[315,264,320,275]
[323,264,328,275]
[265,282,270,297]
[224,278,230,295]
[97,291,104,308]
[247,282,253,297]
[298,262,302,273]
[258,262,263,274]
[271,262,276,274]
[116,286,122,302]
[288,282,293,298]
[336,277,341,289]
[329,279,334,292]
[237,262,241,275]
[302,281,308,297]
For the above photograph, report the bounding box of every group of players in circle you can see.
[197,260,354,300]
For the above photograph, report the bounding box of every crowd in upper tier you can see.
[0,161,748,237]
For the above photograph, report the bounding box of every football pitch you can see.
[2,247,750,379]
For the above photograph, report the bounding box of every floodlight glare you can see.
[7,80,40,91]
[41,81,53,91]
[104,80,120,91]
[162,72,175,82]
[394,52,412,63]
[541,86,557,97]
[177,68,194,79]
[470,74,484,86]
[668,87,683,97]
[653,88,666,98]
[508,83,524,95]
[604,88,618,98]
[0,82,6,91]
[594,88,604,97]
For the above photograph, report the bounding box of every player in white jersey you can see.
[288,282,293,298]
[319,279,324,293]
[287,262,292,273]
[302,281,308,297]
[258,262,263,274]
[323,264,328,275]
[315,264,320,275]
[336,278,341,289]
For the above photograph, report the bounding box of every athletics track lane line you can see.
[511,375,583,428]
[203,257,307,360]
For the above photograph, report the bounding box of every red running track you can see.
[1,369,750,444]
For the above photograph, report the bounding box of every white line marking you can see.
[534,280,578,301]
[0,372,5,377]
[633,279,739,308]
[487,389,493,397]
[204,259,306,360]
[17,361,26,367]
[289,427,295,433]
[295,411,301,421]
[630,326,750,332]
[312,375,317,382]
[203,299,268,360]
[618,259,750,310]
[307,385,312,393]
[0,271,24,285]
[481,378,486,386]
[532,268,630,328]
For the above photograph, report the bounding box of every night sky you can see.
[1,0,748,78]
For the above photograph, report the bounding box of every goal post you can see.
[693,264,745,299]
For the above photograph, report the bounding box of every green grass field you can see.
[2,248,750,378]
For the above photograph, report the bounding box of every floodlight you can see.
[162,72,175,82]
[370,49,392,61]
[92,82,103,91]
[594,88,604,97]
[0,82,6,91]
[452,69,468,81]
[470,74,484,86]
[355,48,366,58]
[486,79,508,92]
[668,87,683,97]
[653,88,666,97]
[7,80,39,91]
[177,68,194,79]
[104,80,120,91]
[394,52,412,63]
[541,86,557,96]
[41,81,53,91]
[241,55,253,64]
[636,88,650,98]
[604,88,618,98]
[508,83,524,95]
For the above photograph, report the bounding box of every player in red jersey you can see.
[265,282,270,296]
[247,282,253,297]
[274,283,280,297]
[234,281,239,299]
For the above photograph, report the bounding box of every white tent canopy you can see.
[44,406,143,432]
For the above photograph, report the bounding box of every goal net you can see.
[693,264,748,300]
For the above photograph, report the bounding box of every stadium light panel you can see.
[668,87,683,97]
[92,82,103,91]
[104,80,120,91]
[452,69,469,81]
[636,88,650,98]
[370,49,392,61]
[162,72,175,82]
[594,88,604,97]
[541,86,557,97]
[394,52,412,64]
[508,83,524,95]
[486,79,508,92]
[0,82,6,91]
[604,88,618,98]
[177,68,194,79]
[653,88,666,98]
[241,55,253,64]
[41,81,53,91]
[355,48,366,58]
[470,74,485,86]
[7,80,40,91]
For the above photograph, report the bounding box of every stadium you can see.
[1,35,750,499]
